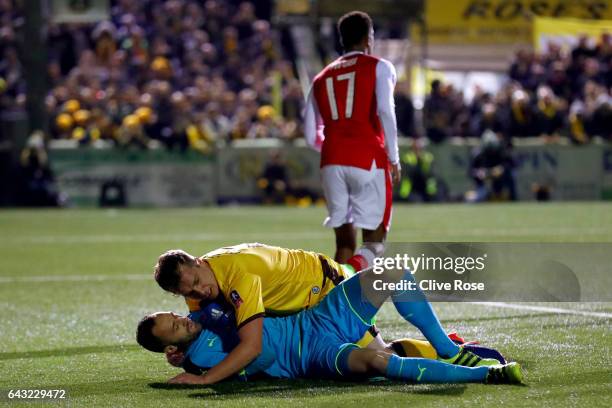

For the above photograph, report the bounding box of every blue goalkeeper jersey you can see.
[185,310,302,378]
[184,273,375,379]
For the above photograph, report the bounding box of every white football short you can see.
[320,162,392,231]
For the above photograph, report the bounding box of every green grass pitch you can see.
[0,203,611,407]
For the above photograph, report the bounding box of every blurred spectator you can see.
[229,108,252,140]
[568,99,589,144]
[395,78,416,137]
[257,150,319,206]
[116,114,151,149]
[257,150,291,204]
[282,79,303,122]
[534,86,564,140]
[466,131,517,202]
[17,131,64,206]
[503,89,537,139]
[546,61,571,101]
[396,139,440,202]
[92,21,117,65]
[508,49,534,89]
[571,35,596,62]
[423,80,452,143]
[200,102,231,143]
[0,45,25,111]
[470,102,504,139]
[584,82,612,141]
[247,105,282,139]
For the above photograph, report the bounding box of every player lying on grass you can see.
[154,243,383,370]
[138,266,523,385]
[154,243,505,380]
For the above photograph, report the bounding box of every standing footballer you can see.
[304,11,401,268]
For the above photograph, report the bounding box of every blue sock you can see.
[385,354,488,383]
[391,270,460,358]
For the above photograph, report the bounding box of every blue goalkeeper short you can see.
[297,272,379,378]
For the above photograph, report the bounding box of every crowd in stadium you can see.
[0,0,610,150]
[424,34,611,144]
[2,0,301,151]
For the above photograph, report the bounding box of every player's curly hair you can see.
[154,249,196,293]
[337,11,372,50]
[136,314,165,353]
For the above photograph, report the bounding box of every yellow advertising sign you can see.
[416,0,612,45]
[534,16,612,51]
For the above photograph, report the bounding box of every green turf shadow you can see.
[148,379,470,400]
[0,344,140,360]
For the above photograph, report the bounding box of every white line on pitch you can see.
[2,226,610,245]
[468,301,612,319]
[0,274,151,283]
[0,231,330,244]
[0,227,608,244]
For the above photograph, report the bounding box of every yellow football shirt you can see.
[185,243,349,328]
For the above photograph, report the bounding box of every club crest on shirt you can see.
[312,286,320,294]
[230,290,243,308]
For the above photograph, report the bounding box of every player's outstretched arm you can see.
[197,317,264,385]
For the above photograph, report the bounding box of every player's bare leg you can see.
[334,223,357,263]
[364,332,432,357]
[346,348,390,376]
[362,222,387,243]
[365,333,389,350]
[364,332,438,358]
[345,223,387,272]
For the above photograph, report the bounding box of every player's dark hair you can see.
[337,11,372,51]
[154,249,196,293]
[136,315,165,353]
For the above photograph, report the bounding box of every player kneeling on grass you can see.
[137,267,523,385]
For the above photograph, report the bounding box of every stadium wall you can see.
[48,140,612,206]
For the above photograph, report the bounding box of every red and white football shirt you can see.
[303,52,398,231]
[304,52,399,169]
